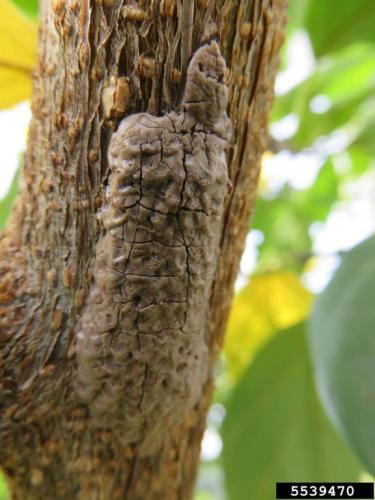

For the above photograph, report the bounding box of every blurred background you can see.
[1,0,375,499]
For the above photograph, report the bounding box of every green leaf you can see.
[222,324,361,500]
[286,0,311,34]
[272,45,375,116]
[254,159,339,271]
[271,45,375,150]
[304,0,375,57]
[0,473,8,500]
[10,0,38,18]
[0,168,20,229]
[293,89,373,152]
[347,147,373,176]
[349,112,375,157]
[309,235,375,475]
[253,189,312,271]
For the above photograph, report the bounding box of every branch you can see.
[0,0,287,497]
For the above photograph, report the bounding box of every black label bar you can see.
[276,482,374,499]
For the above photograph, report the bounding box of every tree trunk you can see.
[0,0,286,498]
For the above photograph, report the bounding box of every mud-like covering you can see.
[76,42,230,454]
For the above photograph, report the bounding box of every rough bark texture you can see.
[0,0,287,498]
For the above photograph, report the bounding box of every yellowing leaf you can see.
[0,66,33,108]
[0,0,37,109]
[224,271,313,379]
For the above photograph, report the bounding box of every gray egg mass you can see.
[75,42,230,455]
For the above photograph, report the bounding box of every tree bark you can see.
[0,0,287,498]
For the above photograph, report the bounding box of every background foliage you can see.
[1,0,375,498]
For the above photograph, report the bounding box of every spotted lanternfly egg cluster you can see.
[76,42,231,454]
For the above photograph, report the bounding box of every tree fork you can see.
[0,0,287,498]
